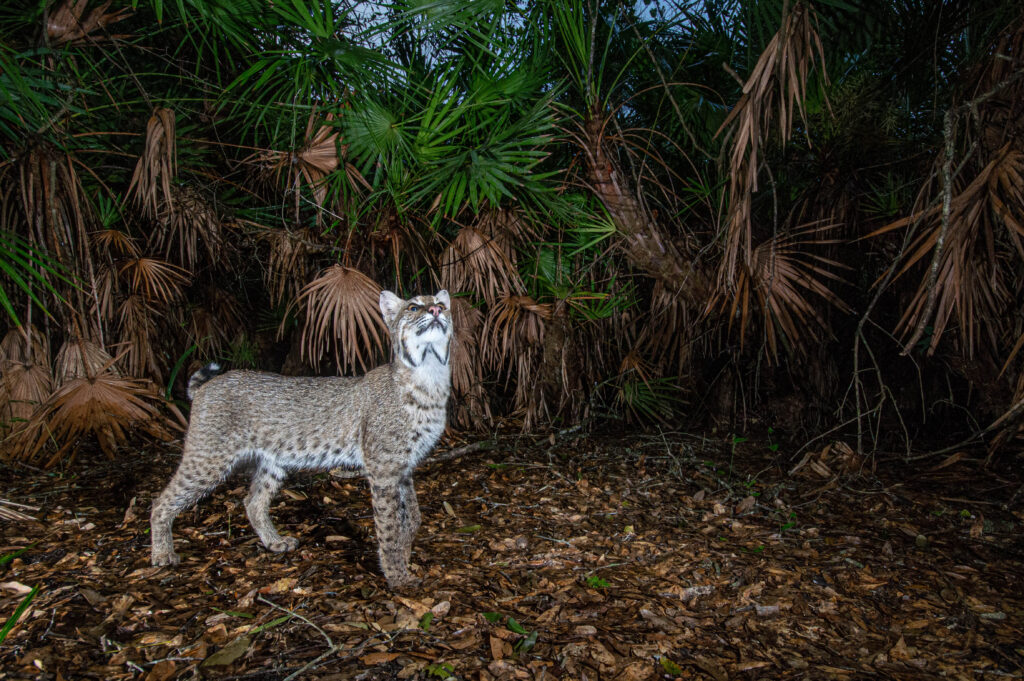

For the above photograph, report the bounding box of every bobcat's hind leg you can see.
[245,464,299,553]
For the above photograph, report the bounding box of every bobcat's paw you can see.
[267,536,300,553]
[152,550,181,567]
[386,574,422,593]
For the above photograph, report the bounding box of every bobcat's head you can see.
[380,290,452,370]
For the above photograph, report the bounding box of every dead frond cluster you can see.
[708,224,850,359]
[293,265,387,374]
[46,0,132,46]
[441,225,525,305]
[128,108,177,220]
[0,327,52,437]
[253,111,344,223]
[448,297,490,429]
[876,148,1024,357]
[484,295,552,430]
[151,185,224,271]
[716,2,828,283]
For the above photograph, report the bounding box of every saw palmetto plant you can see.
[0,0,1022,464]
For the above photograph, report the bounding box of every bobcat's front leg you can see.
[398,474,421,566]
[370,479,415,589]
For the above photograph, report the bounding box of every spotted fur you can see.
[150,290,452,590]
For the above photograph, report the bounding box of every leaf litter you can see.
[1,431,1022,680]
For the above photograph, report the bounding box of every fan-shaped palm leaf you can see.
[118,257,189,304]
[291,264,386,374]
[440,226,524,305]
[16,374,181,466]
[54,337,119,385]
[708,223,850,359]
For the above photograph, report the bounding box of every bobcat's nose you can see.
[428,304,443,317]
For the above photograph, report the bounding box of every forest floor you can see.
[1,429,1022,680]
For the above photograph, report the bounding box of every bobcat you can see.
[149,290,452,589]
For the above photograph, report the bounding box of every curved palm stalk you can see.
[291,264,386,374]
[715,1,828,285]
[440,225,525,306]
[128,108,176,220]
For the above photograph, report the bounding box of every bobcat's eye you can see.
[408,304,420,312]
[436,302,446,311]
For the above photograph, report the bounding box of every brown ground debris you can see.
[1,431,1022,680]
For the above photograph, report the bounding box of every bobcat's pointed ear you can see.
[435,290,450,307]
[380,290,404,326]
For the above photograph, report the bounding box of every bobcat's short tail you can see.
[187,362,222,399]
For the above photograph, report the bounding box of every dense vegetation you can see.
[1,0,1022,465]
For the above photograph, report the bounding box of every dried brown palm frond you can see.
[368,211,433,290]
[91,228,140,258]
[440,226,525,305]
[969,14,1024,151]
[15,374,181,466]
[128,108,176,220]
[252,111,342,223]
[16,141,90,264]
[707,223,850,360]
[290,265,386,374]
[151,185,223,271]
[189,287,246,356]
[448,297,490,429]
[46,0,132,45]
[0,326,49,365]
[483,295,551,368]
[715,1,828,285]
[0,327,52,438]
[647,280,699,369]
[483,295,552,430]
[473,207,536,262]
[872,147,1024,356]
[54,338,119,386]
[115,294,160,379]
[260,227,319,306]
[118,257,189,304]
[92,261,120,323]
